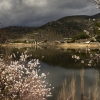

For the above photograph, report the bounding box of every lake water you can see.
[0,46,100,100]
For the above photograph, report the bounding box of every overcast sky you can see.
[0,0,100,27]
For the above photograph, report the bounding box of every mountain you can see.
[1,13,100,43]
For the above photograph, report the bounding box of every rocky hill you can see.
[1,13,100,43]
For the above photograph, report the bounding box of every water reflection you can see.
[0,46,100,100]
[1,46,100,69]
[40,62,100,100]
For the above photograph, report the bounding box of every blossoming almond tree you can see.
[0,52,53,100]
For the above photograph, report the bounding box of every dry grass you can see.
[57,43,100,49]
[57,69,99,100]
[57,75,76,100]
[57,79,67,100]
[92,77,99,100]
[70,74,76,100]
[80,69,84,100]
[1,43,100,49]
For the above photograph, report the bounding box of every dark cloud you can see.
[0,0,99,27]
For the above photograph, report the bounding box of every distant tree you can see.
[95,35,100,42]
[0,23,9,44]
[0,30,9,43]
[72,33,89,40]
[91,22,100,36]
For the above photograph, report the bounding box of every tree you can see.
[0,53,53,100]
[72,33,89,40]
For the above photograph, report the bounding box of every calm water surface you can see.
[0,46,100,100]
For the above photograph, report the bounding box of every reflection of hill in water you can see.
[0,46,100,69]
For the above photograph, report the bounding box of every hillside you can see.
[1,13,100,43]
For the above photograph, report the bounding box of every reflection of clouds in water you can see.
[40,62,99,87]
[40,62,100,99]
[85,69,99,79]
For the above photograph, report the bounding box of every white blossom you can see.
[0,53,53,100]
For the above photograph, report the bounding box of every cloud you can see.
[23,0,47,7]
[0,0,99,27]
[0,1,12,11]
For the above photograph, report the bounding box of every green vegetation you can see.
[93,22,100,35]
[72,33,89,40]
[95,35,100,42]
[95,22,100,27]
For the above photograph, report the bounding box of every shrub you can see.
[95,35,100,42]
[72,33,89,40]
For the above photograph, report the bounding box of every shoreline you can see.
[57,43,100,49]
[1,43,100,49]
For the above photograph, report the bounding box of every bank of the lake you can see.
[57,43,100,49]
[1,42,100,49]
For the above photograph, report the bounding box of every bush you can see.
[72,33,89,40]
[67,39,75,43]
[95,22,100,28]
[95,35,100,42]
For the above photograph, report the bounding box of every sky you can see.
[0,0,100,27]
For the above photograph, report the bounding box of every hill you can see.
[1,13,100,43]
